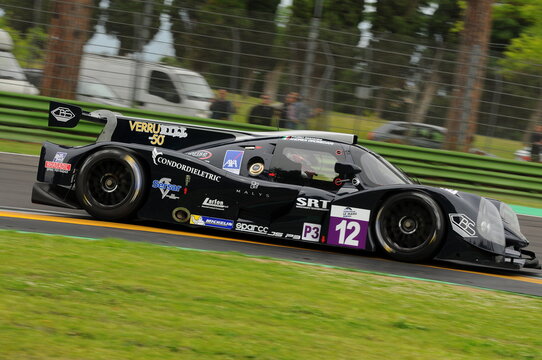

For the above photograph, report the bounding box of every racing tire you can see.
[373,192,445,262]
[75,148,146,220]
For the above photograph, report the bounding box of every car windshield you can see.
[177,74,213,99]
[77,80,118,99]
[353,147,411,186]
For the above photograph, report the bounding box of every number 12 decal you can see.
[327,205,370,250]
[335,220,361,246]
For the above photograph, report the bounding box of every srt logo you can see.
[296,197,330,211]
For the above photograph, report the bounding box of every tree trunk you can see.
[41,0,93,99]
[240,69,257,98]
[411,47,443,124]
[522,93,542,144]
[263,61,284,101]
[444,0,493,152]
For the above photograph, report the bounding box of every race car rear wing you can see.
[48,101,106,127]
[47,101,358,151]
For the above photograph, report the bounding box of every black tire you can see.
[75,148,146,220]
[373,192,445,262]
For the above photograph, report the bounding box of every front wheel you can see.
[373,192,445,262]
[75,148,146,220]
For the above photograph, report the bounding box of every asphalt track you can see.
[1,152,542,296]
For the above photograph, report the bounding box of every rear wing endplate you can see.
[48,101,106,128]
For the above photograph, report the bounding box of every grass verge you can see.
[0,230,540,360]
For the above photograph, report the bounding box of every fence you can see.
[1,1,542,160]
[1,91,541,208]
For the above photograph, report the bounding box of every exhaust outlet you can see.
[172,207,190,223]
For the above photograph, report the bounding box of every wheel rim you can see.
[377,196,438,252]
[87,159,133,207]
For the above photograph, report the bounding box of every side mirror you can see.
[334,162,362,176]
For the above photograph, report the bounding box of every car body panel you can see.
[32,102,540,270]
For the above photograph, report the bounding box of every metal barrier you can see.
[1,91,541,205]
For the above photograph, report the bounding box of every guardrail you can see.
[1,91,541,205]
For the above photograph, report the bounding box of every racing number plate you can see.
[327,205,370,249]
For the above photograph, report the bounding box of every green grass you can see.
[0,230,541,360]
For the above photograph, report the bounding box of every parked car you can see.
[514,147,531,161]
[0,29,39,95]
[368,121,495,156]
[368,121,446,149]
[80,54,213,117]
[23,68,126,108]
[31,101,540,270]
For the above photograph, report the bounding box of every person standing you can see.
[210,89,236,120]
[247,94,274,126]
[531,124,542,162]
[279,92,299,129]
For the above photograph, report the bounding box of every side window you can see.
[270,144,342,191]
[148,70,180,103]
[389,126,408,136]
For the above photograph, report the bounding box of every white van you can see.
[0,29,39,95]
[80,54,213,117]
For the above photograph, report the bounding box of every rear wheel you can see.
[374,192,445,262]
[76,149,146,220]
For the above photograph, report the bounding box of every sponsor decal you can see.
[152,178,181,200]
[296,197,330,211]
[282,136,333,145]
[235,189,270,198]
[186,150,212,160]
[53,152,67,162]
[327,205,370,249]
[152,148,221,182]
[250,181,259,189]
[268,231,283,238]
[202,197,229,211]
[129,120,187,145]
[284,233,301,240]
[51,107,75,123]
[190,215,234,229]
[248,163,264,176]
[449,213,476,237]
[235,222,269,234]
[222,150,244,175]
[302,223,321,242]
[45,152,71,173]
[441,188,459,196]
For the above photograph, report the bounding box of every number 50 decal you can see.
[335,220,361,246]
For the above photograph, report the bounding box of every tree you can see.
[444,0,494,152]
[499,1,542,142]
[103,0,165,56]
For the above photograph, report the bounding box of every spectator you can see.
[247,94,274,126]
[279,92,299,129]
[292,93,311,130]
[210,89,235,120]
[531,124,542,162]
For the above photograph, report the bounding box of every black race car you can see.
[32,102,540,270]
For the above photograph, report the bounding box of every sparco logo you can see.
[152,148,221,182]
[235,222,269,234]
[202,198,228,211]
[296,197,330,211]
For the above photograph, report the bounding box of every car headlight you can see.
[477,198,505,247]
[499,202,522,235]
